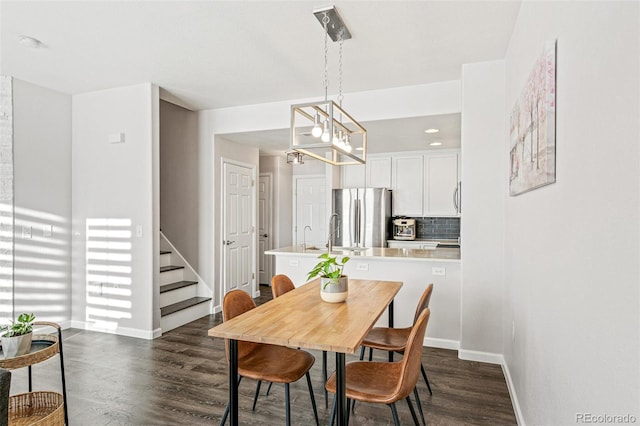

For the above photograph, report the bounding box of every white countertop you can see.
[265,245,461,263]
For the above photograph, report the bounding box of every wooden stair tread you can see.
[161,297,211,317]
[160,265,184,273]
[160,250,171,255]
[160,281,198,294]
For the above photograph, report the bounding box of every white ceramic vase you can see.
[1,332,33,358]
[320,276,348,303]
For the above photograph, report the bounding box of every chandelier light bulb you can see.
[321,120,331,142]
[343,134,352,152]
[311,115,323,138]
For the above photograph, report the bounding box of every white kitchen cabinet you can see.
[341,156,392,189]
[366,156,392,188]
[392,155,424,216]
[424,152,460,216]
[341,164,365,188]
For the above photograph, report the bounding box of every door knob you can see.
[224,240,235,246]
[261,234,268,238]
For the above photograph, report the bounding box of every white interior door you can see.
[295,176,327,248]
[223,161,255,296]
[258,174,272,285]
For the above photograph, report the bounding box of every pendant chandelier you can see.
[290,6,367,166]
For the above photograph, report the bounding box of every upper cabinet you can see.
[366,156,392,188]
[392,155,424,217]
[341,150,461,218]
[424,152,460,216]
[341,164,365,188]
[341,155,392,189]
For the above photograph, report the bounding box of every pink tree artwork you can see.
[509,40,556,196]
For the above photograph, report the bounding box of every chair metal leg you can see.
[421,363,433,395]
[346,398,351,425]
[220,376,242,426]
[285,383,291,426]
[406,395,420,426]
[359,346,365,360]
[413,386,426,426]
[329,394,337,426]
[266,381,273,395]
[389,403,400,426]
[305,372,319,426]
[369,347,373,361]
[252,380,262,411]
[323,350,328,409]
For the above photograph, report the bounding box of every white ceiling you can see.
[1,0,521,153]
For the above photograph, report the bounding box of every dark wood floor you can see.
[10,286,516,425]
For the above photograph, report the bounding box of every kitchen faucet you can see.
[303,225,312,250]
[327,213,338,252]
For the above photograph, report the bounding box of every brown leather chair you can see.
[359,283,434,424]
[326,308,431,426]
[272,274,295,298]
[270,274,330,408]
[219,290,319,426]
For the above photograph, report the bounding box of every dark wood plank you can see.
[9,285,516,425]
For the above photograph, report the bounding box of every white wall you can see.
[503,2,639,424]
[259,155,293,250]
[71,83,159,339]
[13,79,72,324]
[459,61,506,361]
[160,100,200,270]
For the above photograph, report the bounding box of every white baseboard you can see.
[458,348,503,365]
[424,337,460,350]
[70,320,156,340]
[501,357,526,426]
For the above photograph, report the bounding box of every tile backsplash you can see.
[415,217,460,240]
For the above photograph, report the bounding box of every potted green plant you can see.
[307,253,350,303]
[0,313,35,358]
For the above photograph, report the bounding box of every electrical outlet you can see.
[432,266,446,276]
[289,259,299,267]
[356,263,369,271]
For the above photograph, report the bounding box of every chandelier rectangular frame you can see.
[290,99,367,166]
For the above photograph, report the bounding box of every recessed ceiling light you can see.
[18,35,43,49]
[424,128,439,134]
[429,142,442,146]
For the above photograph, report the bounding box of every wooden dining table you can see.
[208,278,402,426]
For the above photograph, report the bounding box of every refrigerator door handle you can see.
[356,199,362,245]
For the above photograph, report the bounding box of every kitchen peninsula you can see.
[265,246,461,349]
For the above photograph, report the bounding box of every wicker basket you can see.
[9,391,64,426]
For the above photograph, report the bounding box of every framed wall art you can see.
[509,39,557,196]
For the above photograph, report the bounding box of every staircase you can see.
[159,240,212,333]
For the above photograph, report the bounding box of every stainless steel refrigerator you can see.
[332,188,392,248]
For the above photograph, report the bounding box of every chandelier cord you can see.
[338,29,344,107]
[322,12,329,102]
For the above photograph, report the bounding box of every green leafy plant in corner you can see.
[0,313,36,338]
[307,253,350,289]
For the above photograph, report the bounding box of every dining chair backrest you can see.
[271,274,295,298]
[222,289,259,359]
[396,308,431,399]
[412,283,434,325]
